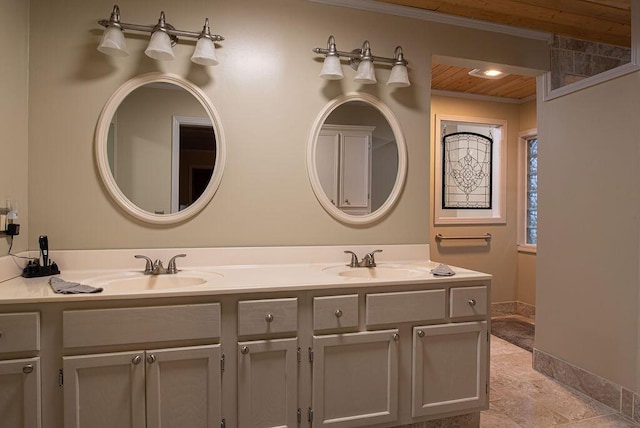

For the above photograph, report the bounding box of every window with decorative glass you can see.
[518,131,538,252]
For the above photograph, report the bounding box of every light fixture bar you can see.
[98,20,225,42]
[312,47,404,65]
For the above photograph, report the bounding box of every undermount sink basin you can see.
[86,271,223,292]
[323,265,428,279]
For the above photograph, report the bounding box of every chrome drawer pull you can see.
[147,354,156,364]
[132,355,142,365]
[392,333,400,341]
[22,364,33,374]
[265,313,274,323]
[241,346,249,355]
[417,330,425,338]
[468,299,477,307]
[334,309,343,318]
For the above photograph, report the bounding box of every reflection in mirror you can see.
[307,93,407,225]
[95,72,225,225]
[107,83,216,215]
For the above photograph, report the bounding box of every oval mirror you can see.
[307,93,407,224]
[95,72,226,224]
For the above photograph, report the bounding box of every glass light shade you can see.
[97,26,129,57]
[387,64,410,87]
[319,55,343,80]
[145,31,175,60]
[354,60,376,84]
[191,37,218,66]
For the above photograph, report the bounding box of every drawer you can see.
[313,294,358,332]
[450,286,488,319]
[238,298,298,336]
[63,303,221,348]
[366,290,445,326]
[0,312,40,353]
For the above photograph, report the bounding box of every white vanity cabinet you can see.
[317,125,373,215]
[61,304,223,428]
[236,298,299,427]
[0,312,41,428]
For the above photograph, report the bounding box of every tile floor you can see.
[483,332,639,427]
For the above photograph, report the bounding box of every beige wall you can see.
[19,0,548,251]
[431,95,538,304]
[0,0,29,256]
[536,72,640,391]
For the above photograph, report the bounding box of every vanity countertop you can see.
[0,245,491,304]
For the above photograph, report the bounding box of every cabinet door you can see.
[312,330,399,428]
[316,131,340,205]
[412,322,488,417]
[146,345,222,428]
[339,132,371,213]
[63,351,145,428]
[237,338,298,428]
[0,357,41,428]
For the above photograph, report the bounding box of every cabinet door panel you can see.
[312,330,398,427]
[237,338,298,428]
[412,322,488,417]
[0,357,41,428]
[146,345,222,428]
[63,351,145,428]
[340,133,371,210]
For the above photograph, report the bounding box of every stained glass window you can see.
[442,132,493,209]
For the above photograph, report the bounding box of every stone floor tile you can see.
[555,414,640,427]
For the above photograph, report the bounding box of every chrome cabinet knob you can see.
[345,199,350,205]
[265,313,274,323]
[334,309,343,318]
[392,333,400,341]
[241,346,249,355]
[147,354,156,364]
[22,364,33,374]
[417,330,425,338]
[132,355,142,365]
[468,299,476,307]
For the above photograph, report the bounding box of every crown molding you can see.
[431,89,536,105]
[308,0,553,42]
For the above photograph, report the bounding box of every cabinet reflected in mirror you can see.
[96,73,226,225]
[307,93,407,225]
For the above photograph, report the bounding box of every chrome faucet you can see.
[134,254,186,275]
[344,249,383,268]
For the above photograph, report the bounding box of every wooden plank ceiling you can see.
[378,0,631,100]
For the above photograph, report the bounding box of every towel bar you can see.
[435,233,492,242]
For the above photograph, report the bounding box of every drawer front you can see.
[313,294,358,332]
[366,290,445,326]
[0,312,40,353]
[450,286,488,319]
[238,298,298,337]
[63,303,221,348]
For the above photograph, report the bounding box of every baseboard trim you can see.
[533,348,640,424]
[491,301,535,319]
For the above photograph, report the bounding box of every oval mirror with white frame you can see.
[95,72,226,224]
[307,93,407,225]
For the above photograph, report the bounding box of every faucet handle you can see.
[364,249,383,267]
[134,255,154,275]
[344,251,360,268]
[167,254,187,274]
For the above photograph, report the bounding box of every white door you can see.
[0,357,41,428]
[145,345,222,428]
[63,351,146,428]
[312,330,399,427]
[412,322,488,417]
[316,131,340,206]
[237,338,298,428]
[339,132,371,214]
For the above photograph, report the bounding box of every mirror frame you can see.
[95,72,226,225]
[307,93,407,225]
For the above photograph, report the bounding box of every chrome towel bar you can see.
[435,233,492,242]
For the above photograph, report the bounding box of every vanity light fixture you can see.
[313,35,410,87]
[97,5,224,66]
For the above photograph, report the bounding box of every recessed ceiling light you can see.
[468,68,508,79]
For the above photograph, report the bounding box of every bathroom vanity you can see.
[0,245,490,428]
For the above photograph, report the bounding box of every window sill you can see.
[517,244,537,254]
